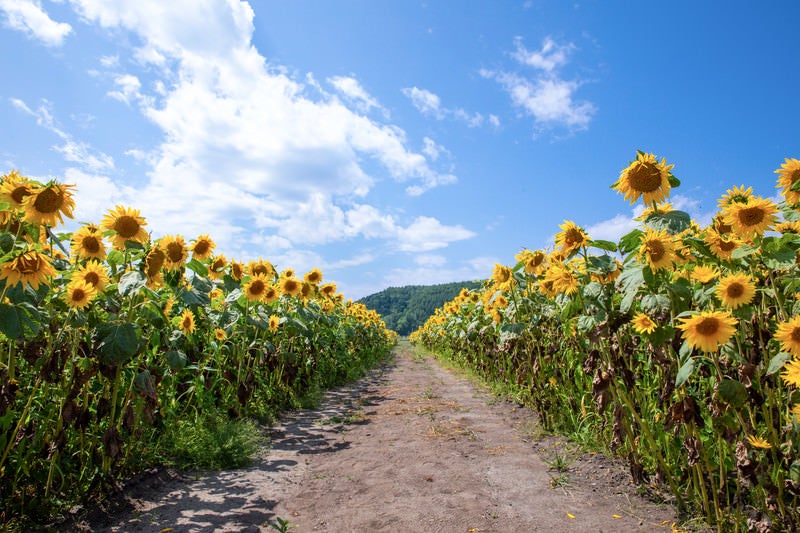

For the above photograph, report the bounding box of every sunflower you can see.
[613,152,674,205]
[280,277,302,297]
[143,247,165,288]
[691,265,718,284]
[782,358,800,388]
[243,274,270,302]
[555,220,589,255]
[263,283,279,303]
[791,403,800,422]
[776,221,800,235]
[776,157,800,205]
[22,181,76,227]
[492,263,513,286]
[704,230,740,261]
[159,235,188,271]
[214,328,227,341]
[207,255,228,280]
[521,249,547,276]
[229,259,245,281]
[281,268,295,279]
[320,283,337,298]
[177,309,195,335]
[248,259,275,279]
[163,295,177,317]
[0,170,34,208]
[304,267,323,285]
[102,205,149,250]
[542,264,579,296]
[775,315,800,357]
[723,197,778,239]
[73,259,109,292]
[300,281,314,301]
[269,314,280,332]
[190,234,215,260]
[631,312,657,335]
[70,223,107,260]
[717,185,753,210]
[0,249,55,289]
[716,273,755,309]
[746,435,772,450]
[638,228,675,271]
[637,202,673,221]
[64,280,97,310]
[677,310,738,353]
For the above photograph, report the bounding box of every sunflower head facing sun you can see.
[677,310,738,353]
[64,280,98,310]
[0,249,56,290]
[775,315,800,358]
[613,152,675,205]
[190,234,215,260]
[71,223,107,261]
[631,312,658,335]
[723,197,778,239]
[102,205,149,250]
[776,157,800,205]
[0,170,34,208]
[23,181,76,227]
[555,220,589,255]
[716,273,755,309]
[638,228,676,271]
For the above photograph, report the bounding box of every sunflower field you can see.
[0,170,395,527]
[411,154,800,531]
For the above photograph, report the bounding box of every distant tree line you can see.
[359,280,483,336]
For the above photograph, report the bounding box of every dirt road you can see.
[87,341,681,532]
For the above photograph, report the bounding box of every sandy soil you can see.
[76,341,684,533]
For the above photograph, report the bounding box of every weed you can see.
[166,410,264,470]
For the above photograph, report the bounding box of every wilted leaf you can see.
[766,353,791,375]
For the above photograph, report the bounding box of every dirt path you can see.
[85,341,681,532]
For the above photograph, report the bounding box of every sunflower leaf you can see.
[186,259,208,277]
[0,303,22,339]
[675,358,695,388]
[166,350,188,371]
[119,271,146,297]
[718,378,748,409]
[767,353,791,376]
[731,244,759,259]
[618,229,643,255]
[644,210,691,235]
[95,322,140,366]
[590,240,618,253]
[668,174,681,188]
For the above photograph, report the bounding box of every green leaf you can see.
[641,293,671,313]
[767,353,791,376]
[587,254,617,273]
[667,174,681,188]
[675,357,695,388]
[95,322,140,365]
[718,378,748,409]
[134,369,157,399]
[590,239,618,253]
[177,284,210,306]
[764,248,796,270]
[0,303,22,339]
[644,210,691,235]
[166,350,188,371]
[577,314,596,332]
[731,244,759,259]
[618,229,644,255]
[118,270,146,296]
[186,258,208,277]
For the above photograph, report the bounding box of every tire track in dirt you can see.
[86,341,681,532]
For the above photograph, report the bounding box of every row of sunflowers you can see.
[411,154,800,531]
[0,170,395,527]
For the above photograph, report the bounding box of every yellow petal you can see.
[567,512,576,519]
[612,514,622,519]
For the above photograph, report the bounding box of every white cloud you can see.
[397,216,475,252]
[55,140,114,171]
[422,137,449,161]
[59,0,460,258]
[383,255,493,288]
[99,54,119,67]
[0,0,72,47]
[328,75,385,116]
[414,254,446,267]
[512,36,572,72]
[402,86,443,118]
[483,36,595,132]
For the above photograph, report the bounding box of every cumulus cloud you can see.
[383,255,495,288]
[482,36,595,132]
[402,85,489,128]
[51,0,465,261]
[0,0,72,47]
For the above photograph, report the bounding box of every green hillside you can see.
[359,280,483,336]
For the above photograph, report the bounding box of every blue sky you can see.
[0,1,797,299]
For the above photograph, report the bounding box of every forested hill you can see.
[359,280,483,336]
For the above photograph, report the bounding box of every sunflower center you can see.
[284,280,299,292]
[790,327,800,343]
[114,215,141,238]
[17,252,43,274]
[194,241,210,256]
[249,280,265,295]
[719,239,736,252]
[252,265,268,276]
[647,241,665,262]
[565,229,585,246]
[696,317,720,337]
[726,282,744,299]
[33,187,63,213]
[11,185,30,205]
[82,235,101,253]
[166,242,185,263]
[628,162,663,193]
[146,250,165,276]
[737,206,765,227]
[72,288,87,301]
[211,258,225,271]
[182,317,192,329]
[84,272,100,286]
